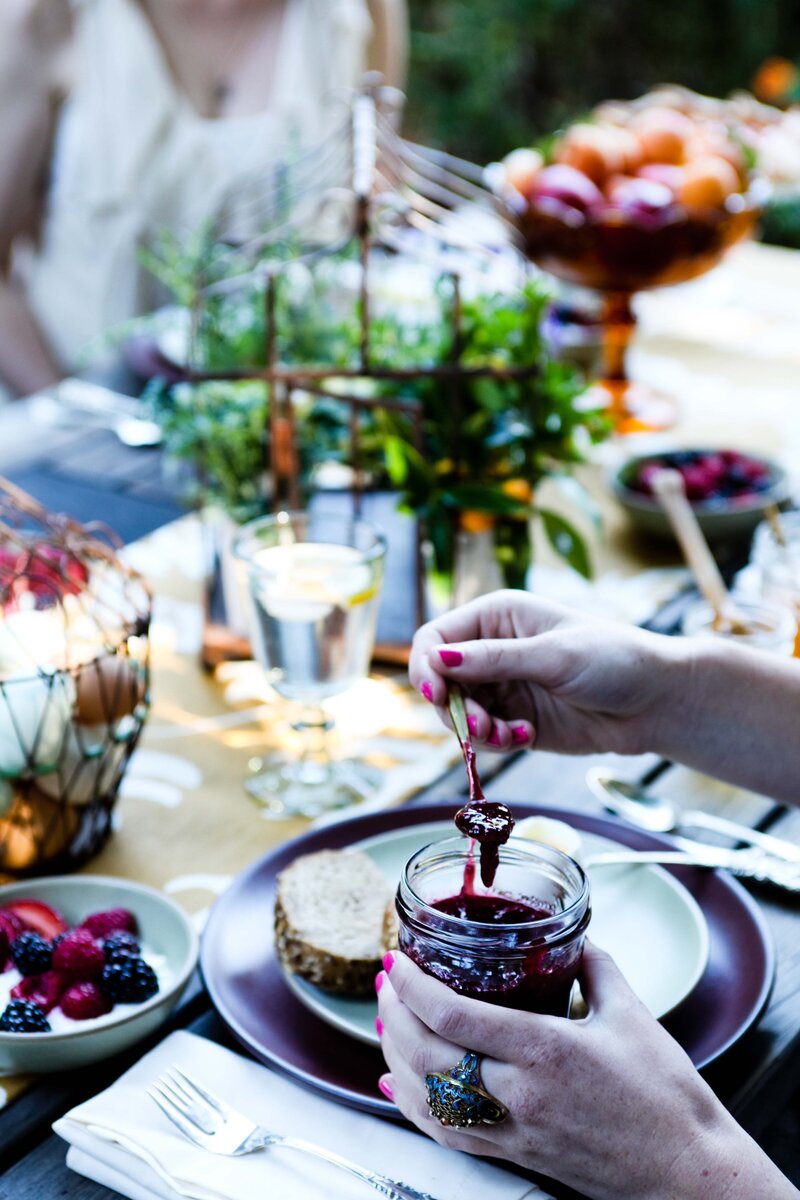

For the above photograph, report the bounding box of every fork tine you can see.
[154,1080,219,1132]
[148,1087,206,1147]
[163,1069,201,1110]
[171,1066,228,1117]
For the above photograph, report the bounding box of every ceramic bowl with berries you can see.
[612,449,791,541]
[0,876,197,1071]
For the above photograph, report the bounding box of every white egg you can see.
[0,671,75,777]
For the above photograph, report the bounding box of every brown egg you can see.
[632,107,695,165]
[678,156,741,209]
[502,148,544,200]
[0,787,77,871]
[554,123,625,186]
[74,654,141,726]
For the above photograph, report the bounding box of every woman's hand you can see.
[376,948,797,1200]
[409,590,683,756]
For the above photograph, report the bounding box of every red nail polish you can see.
[511,724,528,744]
[378,1078,394,1101]
[420,681,433,702]
[467,714,477,735]
[375,971,385,994]
[375,1017,384,1037]
[438,648,463,667]
[382,952,395,973]
[488,726,502,747]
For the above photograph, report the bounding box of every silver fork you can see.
[148,1067,440,1200]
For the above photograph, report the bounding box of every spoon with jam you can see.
[448,686,514,888]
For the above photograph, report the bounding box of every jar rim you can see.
[400,834,589,934]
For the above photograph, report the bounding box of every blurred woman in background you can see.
[0,0,407,398]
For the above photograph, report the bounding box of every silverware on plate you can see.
[148,1067,441,1200]
[586,767,800,863]
[586,845,800,891]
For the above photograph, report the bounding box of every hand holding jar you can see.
[376,945,797,1200]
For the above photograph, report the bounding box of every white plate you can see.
[280,821,710,1045]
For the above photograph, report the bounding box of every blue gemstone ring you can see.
[424,1051,506,1128]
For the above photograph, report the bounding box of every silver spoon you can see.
[586,767,800,864]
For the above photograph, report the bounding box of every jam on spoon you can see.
[447,687,514,887]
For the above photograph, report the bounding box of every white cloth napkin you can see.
[54,1031,550,1200]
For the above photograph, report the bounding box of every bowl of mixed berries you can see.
[612,448,790,540]
[0,877,197,1071]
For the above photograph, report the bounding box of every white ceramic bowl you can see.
[0,876,198,1072]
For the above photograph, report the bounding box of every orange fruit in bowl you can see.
[632,107,694,165]
[604,125,643,174]
[554,123,625,186]
[678,156,741,209]
[502,148,544,200]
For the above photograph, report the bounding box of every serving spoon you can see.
[586,766,800,863]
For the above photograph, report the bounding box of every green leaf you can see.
[548,473,603,528]
[538,508,592,579]
[445,483,529,515]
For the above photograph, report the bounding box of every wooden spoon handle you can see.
[651,469,731,617]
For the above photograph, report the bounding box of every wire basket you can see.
[0,479,151,876]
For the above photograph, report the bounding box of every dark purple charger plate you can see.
[200,802,775,1118]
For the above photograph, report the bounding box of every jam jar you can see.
[396,836,590,1017]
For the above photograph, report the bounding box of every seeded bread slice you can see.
[275,849,397,996]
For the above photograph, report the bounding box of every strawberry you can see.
[81,909,138,940]
[52,930,105,980]
[60,982,112,1021]
[10,970,66,1014]
[0,900,68,942]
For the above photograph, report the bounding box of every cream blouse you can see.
[25,0,373,368]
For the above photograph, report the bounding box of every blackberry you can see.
[11,933,52,977]
[101,957,158,1003]
[102,931,140,961]
[0,999,51,1033]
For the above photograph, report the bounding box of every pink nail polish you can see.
[420,681,433,702]
[488,725,502,747]
[438,648,463,667]
[375,1017,384,1037]
[467,714,478,735]
[511,724,528,744]
[378,1077,394,1101]
[375,971,385,994]
[382,951,395,973]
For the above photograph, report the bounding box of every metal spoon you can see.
[584,845,800,891]
[586,767,800,864]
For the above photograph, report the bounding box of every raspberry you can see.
[0,999,50,1033]
[101,957,158,1004]
[10,970,66,1014]
[81,909,138,940]
[60,981,113,1021]
[102,931,140,961]
[11,933,53,977]
[52,930,105,980]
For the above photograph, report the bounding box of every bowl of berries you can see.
[612,449,790,541]
[0,876,198,1071]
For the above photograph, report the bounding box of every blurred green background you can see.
[404,0,800,246]
[405,0,800,161]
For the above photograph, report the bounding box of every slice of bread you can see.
[275,849,397,996]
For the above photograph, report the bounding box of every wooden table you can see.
[2,241,800,1197]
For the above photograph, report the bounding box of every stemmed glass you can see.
[233,511,386,817]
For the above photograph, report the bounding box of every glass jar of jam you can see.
[396,837,590,1017]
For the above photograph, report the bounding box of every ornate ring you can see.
[424,1051,507,1128]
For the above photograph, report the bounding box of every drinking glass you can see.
[233,511,386,817]
[750,512,800,656]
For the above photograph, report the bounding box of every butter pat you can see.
[513,815,585,866]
